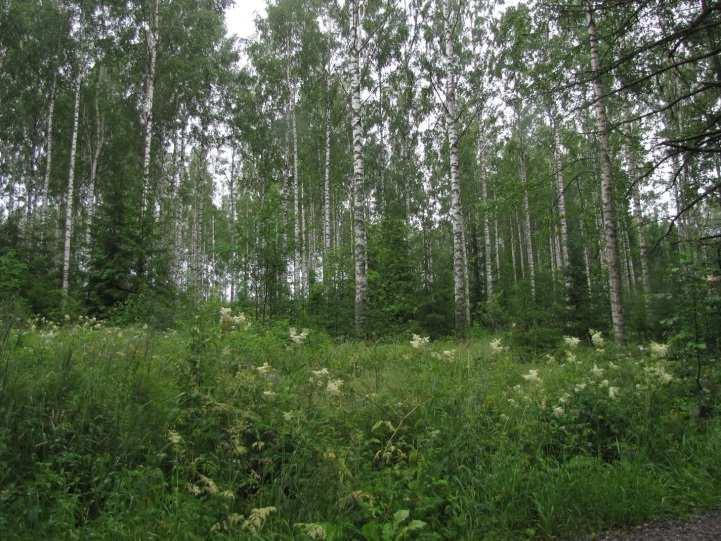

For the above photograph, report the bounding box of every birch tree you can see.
[444,0,469,332]
[350,0,368,336]
[586,2,625,343]
[62,71,82,297]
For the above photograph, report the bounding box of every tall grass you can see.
[0,318,719,539]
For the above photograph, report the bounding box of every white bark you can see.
[229,146,237,302]
[552,119,571,297]
[350,0,368,336]
[287,42,302,298]
[519,152,536,299]
[62,75,82,297]
[628,148,650,296]
[323,77,332,256]
[587,3,625,343]
[477,121,493,300]
[494,216,501,280]
[510,216,518,284]
[444,0,469,332]
[141,0,159,214]
[85,92,105,260]
[42,78,56,211]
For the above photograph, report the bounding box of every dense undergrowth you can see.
[1,310,720,540]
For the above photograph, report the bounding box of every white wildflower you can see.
[295,523,327,540]
[565,351,577,364]
[489,338,507,354]
[262,390,276,399]
[289,327,310,344]
[649,342,669,358]
[220,307,250,330]
[311,368,330,379]
[608,386,620,399]
[574,383,587,393]
[589,329,605,348]
[553,406,565,417]
[591,363,605,377]
[599,379,609,388]
[563,336,581,349]
[410,334,430,349]
[522,369,542,384]
[326,378,343,396]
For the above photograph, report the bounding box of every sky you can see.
[225,0,266,41]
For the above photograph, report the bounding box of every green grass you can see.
[1,316,720,539]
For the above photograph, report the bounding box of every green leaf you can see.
[393,509,410,525]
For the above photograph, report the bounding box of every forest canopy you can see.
[1,0,720,347]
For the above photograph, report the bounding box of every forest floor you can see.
[1,313,721,539]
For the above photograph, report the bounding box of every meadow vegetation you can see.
[1,306,720,540]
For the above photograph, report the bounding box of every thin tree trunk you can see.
[519,150,536,299]
[141,0,159,216]
[516,209,525,278]
[552,119,571,298]
[40,78,56,243]
[62,74,82,298]
[445,0,469,332]
[229,145,237,302]
[494,216,501,281]
[624,226,636,289]
[477,122,493,300]
[85,92,104,262]
[510,218,518,284]
[587,2,625,343]
[42,77,56,212]
[350,0,368,336]
[324,76,332,257]
[628,149,651,296]
[287,41,302,299]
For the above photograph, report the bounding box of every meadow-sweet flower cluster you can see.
[410,334,430,349]
[289,327,310,344]
[219,307,250,330]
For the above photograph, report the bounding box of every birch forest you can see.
[1,1,721,539]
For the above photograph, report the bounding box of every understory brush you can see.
[1,315,720,539]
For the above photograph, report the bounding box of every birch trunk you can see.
[323,77,332,256]
[42,78,56,213]
[552,119,571,297]
[141,0,159,217]
[350,0,368,336]
[287,45,302,299]
[62,75,82,297]
[587,3,625,343]
[494,216,501,281]
[229,146,237,302]
[629,157,651,296]
[444,0,469,332]
[85,93,104,261]
[516,209,525,278]
[510,216,518,284]
[519,154,535,299]
[477,123,493,300]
